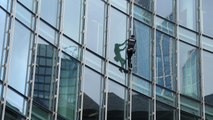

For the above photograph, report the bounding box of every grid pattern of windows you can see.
[0,0,213,120]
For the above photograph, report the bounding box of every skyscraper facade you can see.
[0,0,213,120]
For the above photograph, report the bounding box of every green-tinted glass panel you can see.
[5,106,25,120]
[58,53,79,120]
[181,111,200,120]
[31,104,52,120]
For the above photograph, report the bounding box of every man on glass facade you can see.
[0,0,213,120]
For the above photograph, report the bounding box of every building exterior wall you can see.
[0,0,213,120]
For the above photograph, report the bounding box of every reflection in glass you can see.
[108,63,126,85]
[179,42,200,99]
[156,102,175,120]
[203,51,213,106]
[107,80,125,120]
[8,21,31,94]
[156,17,175,36]
[179,0,197,30]
[134,21,151,80]
[40,0,58,27]
[134,5,152,25]
[31,104,52,120]
[111,0,127,13]
[85,50,103,72]
[5,106,25,120]
[86,0,104,55]
[135,0,152,11]
[109,8,127,67]
[156,0,174,21]
[83,68,102,120]
[156,86,176,107]
[181,111,200,120]
[58,53,79,120]
[132,92,150,120]
[180,96,200,117]
[0,0,11,12]
[33,39,56,110]
[203,36,213,52]
[179,27,197,45]
[132,75,151,97]
[156,31,176,91]
[19,0,35,12]
[205,105,213,120]
[203,0,213,37]
[61,36,80,59]
[6,89,27,115]
[63,0,81,42]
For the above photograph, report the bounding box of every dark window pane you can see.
[181,111,200,120]
[31,104,52,120]
[156,102,175,120]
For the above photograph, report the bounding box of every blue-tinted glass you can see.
[19,0,35,12]
[156,17,175,36]
[156,31,176,91]
[108,63,126,85]
[16,3,34,29]
[203,0,213,37]
[58,53,79,120]
[135,0,152,11]
[33,38,56,110]
[85,50,103,72]
[111,0,127,13]
[134,21,151,80]
[86,0,104,55]
[179,42,200,99]
[8,21,31,94]
[40,0,58,27]
[132,75,151,97]
[157,0,175,21]
[203,51,213,106]
[83,67,102,119]
[32,104,52,120]
[63,0,81,42]
[179,0,197,31]
[0,0,11,12]
[179,27,197,45]
[203,36,213,52]
[5,106,25,120]
[6,89,27,115]
[157,102,175,120]
[134,5,152,25]
[109,8,127,68]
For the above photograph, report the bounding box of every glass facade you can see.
[0,0,213,120]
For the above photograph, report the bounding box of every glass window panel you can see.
[108,63,126,85]
[134,5,152,25]
[61,36,80,59]
[132,75,151,97]
[179,42,200,99]
[156,17,175,36]
[179,27,198,45]
[40,0,58,27]
[5,106,25,120]
[179,0,197,30]
[156,31,176,91]
[33,38,56,110]
[156,86,176,107]
[203,36,213,52]
[63,0,81,42]
[135,0,152,11]
[180,96,201,117]
[39,21,58,45]
[156,0,174,21]
[86,0,104,55]
[8,21,31,94]
[85,50,103,72]
[107,80,125,120]
[0,0,11,12]
[83,67,102,119]
[203,51,213,106]
[19,0,35,12]
[202,0,213,37]
[32,104,52,120]
[6,89,27,115]
[132,92,151,120]
[58,53,79,120]
[111,0,127,13]
[205,105,213,119]
[109,8,127,68]
[181,110,200,120]
[16,3,34,29]
[156,102,175,120]
[134,21,151,79]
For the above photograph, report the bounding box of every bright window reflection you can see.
[8,21,31,94]
[203,0,213,37]
[86,0,104,55]
[156,31,176,91]
[156,0,174,21]
[179,0,197,30]
[179,42,200,99]
[111,0,127,13]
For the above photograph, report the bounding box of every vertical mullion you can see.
[1,0,17,120]
[26,0,41,119]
